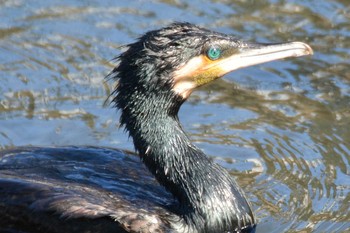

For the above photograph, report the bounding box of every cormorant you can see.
[0,23,312,233]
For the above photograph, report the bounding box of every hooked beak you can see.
[217,42,313,73]
[173,41,313,99]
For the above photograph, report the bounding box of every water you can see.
[0,0,349,232]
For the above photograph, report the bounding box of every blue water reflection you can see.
[0,0,349,232]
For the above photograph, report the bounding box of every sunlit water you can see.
[0,0,349,232]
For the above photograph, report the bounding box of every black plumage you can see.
[0,22,312,233]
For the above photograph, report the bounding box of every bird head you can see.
[112,22,312,102]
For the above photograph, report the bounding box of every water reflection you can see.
[0,0,349,232]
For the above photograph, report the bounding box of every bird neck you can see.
[118,88,255,232]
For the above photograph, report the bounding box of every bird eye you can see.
[207,46,221,60]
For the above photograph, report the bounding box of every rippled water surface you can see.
[0,0,349,232]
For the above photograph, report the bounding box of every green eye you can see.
[207,46,221,60]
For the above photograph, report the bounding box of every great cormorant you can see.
[0,22,312,233]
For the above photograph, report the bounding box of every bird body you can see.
[0,147,177,232]
[0,23,312,233]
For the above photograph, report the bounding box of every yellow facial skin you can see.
[172,41,313,99]
[193,57,225,86]
[173,55,225,99]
